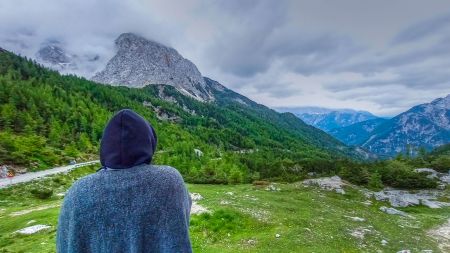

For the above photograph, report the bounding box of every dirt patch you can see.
[9,204,60,217]
[428,218,450,252]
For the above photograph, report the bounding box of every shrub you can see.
[338,166,369,185]
[368,172,383,190]
[30,187,53,199]
[380,160,437,189]
[431,155,450,173]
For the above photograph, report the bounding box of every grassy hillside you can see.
[0,166,448,252]
[0,49,362,183]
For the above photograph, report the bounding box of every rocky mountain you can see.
[33,40,101,76]
[35,42,77,71]
[276,107,379,132]
[329,118,388,146]
[92,33,213,101]
[361,95,450,157]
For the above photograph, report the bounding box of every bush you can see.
[431,155,450,173]
[30,187,53,199]
[380,160,437,189]
[368,172,383,191]
[338,166,369,185]
[228,166,243,184]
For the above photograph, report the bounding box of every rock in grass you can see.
[345,216,366,222]
[14,225,51,235]
[190,193,203,201]
[303,176,346,194]
[379,206,409,217]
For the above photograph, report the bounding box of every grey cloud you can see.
[391,12,450,44]
[206,17,363,77]
[1,0,450,115]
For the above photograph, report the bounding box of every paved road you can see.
[0,160,99,189]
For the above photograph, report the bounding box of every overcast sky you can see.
[1,0,450,116]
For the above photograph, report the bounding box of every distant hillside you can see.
[361,95,450,157]
[329,118,388,146]
[276,106,379,132]
[0,49,364,183]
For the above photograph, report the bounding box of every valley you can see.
[1,30,450,253]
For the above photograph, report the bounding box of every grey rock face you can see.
[302,176,346,194]
[36,43,76,70]
[92,33,213,101]
[371,189,450,208]
[379,206,409,217]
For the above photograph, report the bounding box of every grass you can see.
[0,166,448,252]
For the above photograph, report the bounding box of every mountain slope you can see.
[329,118,388,146]
[203,78,371,158]
[277,107,379,132]
[0,49,363,183]
[92,33,212,101]
[362,95,450,156]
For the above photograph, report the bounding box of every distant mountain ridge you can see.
[329,118,388,146]
[360,95,450,156]
[276,106,379,132]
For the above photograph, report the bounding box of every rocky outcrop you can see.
[379,206,410,217]
[369,189,450,208]
[36,44,73,66]
[302,176,346,194]
[34,41,100,76]
[92,33,213,101]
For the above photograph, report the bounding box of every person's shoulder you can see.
[64,172,101,199]
[145,164,185,183]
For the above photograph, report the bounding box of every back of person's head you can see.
[100,109,157,169]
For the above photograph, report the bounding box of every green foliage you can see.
[190,209,250,235]
[0,50,352,184]
[430,155,450,173]
[339,166,370,185]
[0,49,447,189]
[379,160,437,189]
[30,187,53,199]
[368,172,383,190]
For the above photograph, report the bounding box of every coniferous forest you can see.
[0,49,448,188]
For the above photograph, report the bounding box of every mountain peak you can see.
[115,33,166,50]
[92,33,213,101]
[430,94,450,107]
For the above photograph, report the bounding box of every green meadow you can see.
[0,165,448,253]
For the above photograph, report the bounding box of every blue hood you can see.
[100,109,157,169]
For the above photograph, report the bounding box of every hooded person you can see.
[56,109,192,253]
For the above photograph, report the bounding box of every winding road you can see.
[0,160,99,189]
